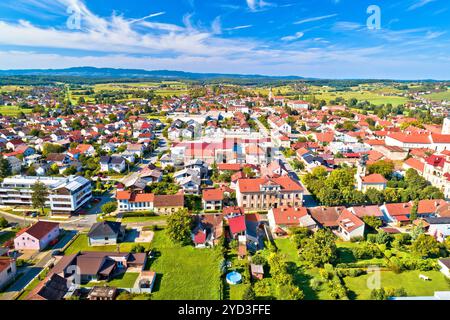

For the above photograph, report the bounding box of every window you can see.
[105,237,109,240]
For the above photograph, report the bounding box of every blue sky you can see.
[0,0,448,79]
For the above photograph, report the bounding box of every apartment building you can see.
[236,176,304,211]
[0,175,92,215]
[116,190,184,214]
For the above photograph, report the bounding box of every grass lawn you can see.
[0,230,15,245]
[336,241,385,266]
[344,270,450,300]
[82,272,139,289]
[423,89,450,101]
[148,230,222,300]
[274,238,333,300]
[63,234,146,255]
[17,276,41,300]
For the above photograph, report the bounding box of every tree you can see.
[242,285,256,300]
[101,201,118,215]
[410,199,418,221]
[166,208,192,245]
[299,229,337,267]
[367,160,395,179]
[362,216,382,230]
[31,182,49,215]
[0,158,11,179]
[0,217,8,229]
[411,234,441,258]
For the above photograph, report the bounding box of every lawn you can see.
[423,89,450,102]
[274,238,333,300]
[63,234,145,255]
[82,272,139,289]
[344,270,450,300]
[312,91,408,106]
[148,230,222,300]
[336,241,385,266]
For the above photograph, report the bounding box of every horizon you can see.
[0,1,449,79]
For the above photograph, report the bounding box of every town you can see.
[0,78,449,301]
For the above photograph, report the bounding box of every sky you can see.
[0,0,449,79]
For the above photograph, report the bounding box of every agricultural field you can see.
[0,105,33,116]
[423,89,450,102]
[148,230,223,300]
[310,90,408,106]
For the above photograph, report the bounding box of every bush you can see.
[242,285,256,300]
[310,278,323,291]
[0,217,8,229]
[352,242,383,259]
[336,268,366,278]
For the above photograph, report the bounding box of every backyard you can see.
[63,233,147,255]
[147,230,223,300]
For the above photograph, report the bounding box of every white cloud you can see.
[294,14,338,25]
[281,32,304,41]
[408,0,436,11]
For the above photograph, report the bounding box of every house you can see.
[336,209,365,241]
[116,190,184,214]
[100,156,126,173]
[225,213,246,239]
[88,221,125,246]
[236,176,304,211]
[308,206,346,229]
[50,251,147,284]
[14,221,60,251]
[191,214,224,248]
[250,264,264,280]
[126,143,145,157]
[380,202,413,225]
[0,258,16,290]
[202,188,224,211]
[423,217,450,243]
[268,206,317,233]
[438,258,450,278]
[87,286,118,301]
[136,271,157,293]
[26,273,68,300]
[349,205,383,219]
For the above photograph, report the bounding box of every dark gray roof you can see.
[439,258,450,269]
[424,217,450,225]
[88,221,122,238]
[99,156,111,164]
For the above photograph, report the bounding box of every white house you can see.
[336,209,365,241]
[14,221,60,251]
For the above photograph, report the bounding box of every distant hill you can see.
[0,67,306,80]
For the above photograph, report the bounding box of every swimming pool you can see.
[226,271,242,285]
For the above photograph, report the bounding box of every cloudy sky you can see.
[0,0,448,79]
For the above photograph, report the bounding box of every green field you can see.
[148,230,222,300]
[0,106,33,116]
[63,234,145,255]
[312,91,408,106]
[344,270,450,299]
[423,90,450,102]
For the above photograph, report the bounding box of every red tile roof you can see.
[362,173,387,184]
[227,215,246,235]
[384,202,412,216]
[202,189,224,202]
[23,221,59,240]
[337,209,364,233]
[237,176,303,193]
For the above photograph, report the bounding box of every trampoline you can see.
[226,271,242,285]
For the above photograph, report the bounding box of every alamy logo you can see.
[66,6,82,30]
[367,5,381,30]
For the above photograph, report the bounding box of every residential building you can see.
[116,190,184,214]
[202,188,224,211]
[236,176,304,211]
[0,175,92,215]
[268,206,317,233]
[99,156,126,173]
[336,209,365,241]
[88,221,125,246]
[14,221,60,251]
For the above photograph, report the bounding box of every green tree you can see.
[299,229,337,267]
[166,208,192,245]
[101,201,118,215]
[31,182,49,215]
[242,285,256,300]
[0,158,12,178]
[410,199,419,221]
[367,160,395,179]
[0,217,8,229]
[411,234,441,258]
